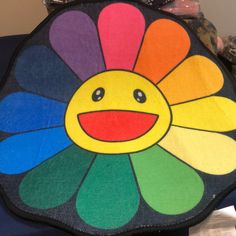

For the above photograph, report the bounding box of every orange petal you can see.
[134,19,190,84]
[158,56,224,105]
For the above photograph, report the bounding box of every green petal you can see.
[19,145,95,209]
[130,145,204,215]
[76,154,139,229]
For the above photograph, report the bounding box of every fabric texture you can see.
[0,1,236,235]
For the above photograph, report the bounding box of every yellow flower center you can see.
[65,70,171,154]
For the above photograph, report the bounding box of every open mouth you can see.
[78,110,159,142]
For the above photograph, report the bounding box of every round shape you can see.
[133,89,146,103]
[92,87,105,102]
[65,70,172,154]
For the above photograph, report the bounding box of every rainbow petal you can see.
[98,3,145,70]
[131,145,204,214]
[158,56,224,105]
[0,127,71,174]
[171,96,236,132]
[50,11,105,81]
[135,19,190,83]
[0,92,66,133]
[20,145,95,209]
[159,126,236,175]
[76,154,139,229]
[15,46,80,102]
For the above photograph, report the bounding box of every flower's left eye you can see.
[133,89,146,103]
[92,87,105,102]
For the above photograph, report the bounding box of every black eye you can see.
[133,89,146,103]
[92,87,105,102]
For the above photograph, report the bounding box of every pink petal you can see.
[98,3,145,70]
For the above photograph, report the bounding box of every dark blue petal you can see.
[15,46,81,102]
[0,92,66,133]
[0,127,72,174]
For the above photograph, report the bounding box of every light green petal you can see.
[130,145,204,215]
[76,154,140,229]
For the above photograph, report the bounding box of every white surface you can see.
[189,206,236,236]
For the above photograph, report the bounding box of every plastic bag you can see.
[161,0,200,18]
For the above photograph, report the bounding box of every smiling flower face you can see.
[0,1,236,235]
[66,70,171,153]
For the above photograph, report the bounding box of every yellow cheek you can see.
[65,70,171,154]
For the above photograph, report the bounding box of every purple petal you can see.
[50,11,105,81]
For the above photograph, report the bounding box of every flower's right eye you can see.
[92,87,105,102]
[133,89,146,103]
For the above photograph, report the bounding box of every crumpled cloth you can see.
[184,14,218,54]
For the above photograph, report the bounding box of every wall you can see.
[200,0,236,36]
[0,0,235,37]
[0,0,48,36]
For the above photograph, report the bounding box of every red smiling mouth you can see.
[78,110,159,142]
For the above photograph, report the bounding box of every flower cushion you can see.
[0,1,236,235]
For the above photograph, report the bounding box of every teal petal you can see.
[76,154,139,229]
[20,145,95,209]
[130,145,204,215]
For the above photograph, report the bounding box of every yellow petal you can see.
[159,126,236,175]
[158,56,224,105]
[171,96,236,132]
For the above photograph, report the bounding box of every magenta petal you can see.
[50,11,105,81]
[98,3,145,70]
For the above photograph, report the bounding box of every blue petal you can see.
[0,92,66,133]
[15,46,81,102]
[0,127,72,174]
